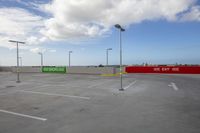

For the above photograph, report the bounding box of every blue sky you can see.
[0,0,200,66]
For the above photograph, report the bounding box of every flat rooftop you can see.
[0,72,200,133]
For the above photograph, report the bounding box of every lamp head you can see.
[115,24,125,31]
[115,24,121,29]
[9,40,25,44]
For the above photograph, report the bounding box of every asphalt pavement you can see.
[0,72,200,133]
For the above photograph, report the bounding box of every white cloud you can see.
[0,0,200,49]
[41,0,198,40]
[30,47,46,53]
[49,49,56,53]
[0,7,45,49]
[30,47,57,54]
[16,0,48,12]
[180,6,200,21]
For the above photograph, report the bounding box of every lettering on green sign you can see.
[42,67,67,73]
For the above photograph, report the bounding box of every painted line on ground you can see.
[124,80,137,90]
[0,109,47,121]
[88,80,112,88]
[45,84,79,88]
[18,90,90,100]
[168,82,179,91]
[25,84,77,91]
[24,84,50,91]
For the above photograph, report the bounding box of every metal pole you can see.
[115,24,125,91]
[106,48,112,66]
[9,40,25,83]
[69,51,72,67]
[16,42,20,83]
[20,57,22,66]
[41,53,43,67]
[106,49,108,66]
[38,52,43,69]
[18,57,22,66]
[119,30,124,91]
[69,52,70,67]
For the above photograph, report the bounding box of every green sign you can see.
[42,66,66,73]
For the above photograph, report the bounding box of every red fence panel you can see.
[125,66,200,74]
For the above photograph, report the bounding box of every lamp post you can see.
[115,24,125,91]
[38,52,43,68]
[9,40,25,83]
[106,48,112,66]
[18,57,22,66]
[69,51,72,67]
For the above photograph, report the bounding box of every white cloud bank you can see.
[0,7,46,49]
[0,0,200,49]
[30,47,56,54]
[180,6,200,21]
[42,0,199,40]
[30,47,46,54]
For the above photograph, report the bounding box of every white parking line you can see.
[88,80,111,88]
[22,84,49,91]
[19,90,90,100]
[0,109,47,121]
[168,82,179,91]
[124,80,137,90]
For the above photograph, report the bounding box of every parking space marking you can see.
[88,80,112,88]
[168,82,179,91]
[19,90,90,100]
[20,84,49,91]
[0,109,47,121]
[124,80,137,90]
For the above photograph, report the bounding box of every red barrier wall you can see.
[125,66,200,74]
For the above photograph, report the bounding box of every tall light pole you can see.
[106,48,112,66]
[9,40,25,83]
[38,52,43,67]
[115,24,125,91]
[69,51,72,67]
[18,57,22,66]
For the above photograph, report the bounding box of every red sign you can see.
[125,66,200,74]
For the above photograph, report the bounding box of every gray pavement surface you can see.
[0,72,200,133]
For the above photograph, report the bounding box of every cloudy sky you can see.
[0,0,200,66]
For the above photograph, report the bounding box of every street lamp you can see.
[69,51,72,67]
[115,24,125,91]
[9,40,25,83]
[38,52,43,67]
[18,57,22,66]
[106,48,112,66]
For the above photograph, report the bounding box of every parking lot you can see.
[0,72,200,133]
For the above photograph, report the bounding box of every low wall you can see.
[125,66,200,74]
[0,66,117,75]
[67,66,116,75]
[11,66,41,73]
[0,67,12,72]
[2,66,200,74]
